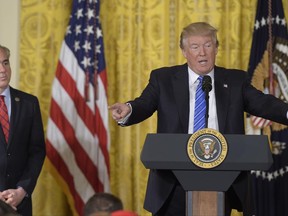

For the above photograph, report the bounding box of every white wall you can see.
[0,0,20,88]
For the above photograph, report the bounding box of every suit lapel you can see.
[172,64,190,133]
[8,88,21,146]
[171,65,231,133]
[214,66,230,133]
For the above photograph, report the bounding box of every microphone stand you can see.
[202,75,212,128]
[204,89,209,128]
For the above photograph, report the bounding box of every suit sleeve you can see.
[126,70,159,125]
[243,77,288,125]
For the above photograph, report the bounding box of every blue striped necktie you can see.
[193,76,206,132]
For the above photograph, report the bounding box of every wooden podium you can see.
[141,133,272,216]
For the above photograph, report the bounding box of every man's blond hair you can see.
[179,22,219,49]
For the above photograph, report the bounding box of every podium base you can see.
[186,191,224,216]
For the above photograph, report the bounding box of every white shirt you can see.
[188,67,219,134]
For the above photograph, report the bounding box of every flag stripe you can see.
[251,116,271,127]
[49,98,104,191]
[50,75,109,186]
[46,125,92,206]
[56,57,110,170]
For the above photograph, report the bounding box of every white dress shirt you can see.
[188,67,219,134]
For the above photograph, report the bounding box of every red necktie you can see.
[0,96,9,143]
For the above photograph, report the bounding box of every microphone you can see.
[202,75,212,93]
[202,75,212,128]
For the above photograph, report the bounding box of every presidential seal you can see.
[187,128,228,169]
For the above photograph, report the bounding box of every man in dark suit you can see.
[0,45,46,216]
[109,22,288,216]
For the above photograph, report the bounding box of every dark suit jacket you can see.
[124,64,288,215]
[0,87,46,216]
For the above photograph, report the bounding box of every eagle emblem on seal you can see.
[199,139,217,159]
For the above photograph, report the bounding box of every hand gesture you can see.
[109,103,131,121]
[1,187,27,210]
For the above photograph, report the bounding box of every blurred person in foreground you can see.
[109,22,288,216]
[111,210,138,216]
[83,193,123,216]
[0,45,46,216]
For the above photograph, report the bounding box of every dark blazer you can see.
[125,64,288,215]
[0,87,46,216]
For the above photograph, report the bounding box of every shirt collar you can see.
[1,86,11,99]
[187,66,215,84]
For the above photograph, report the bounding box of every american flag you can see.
[46,0,110,215]
[247,0,288,215]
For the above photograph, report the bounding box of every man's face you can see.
[0,49,11,93]
[181,35,218,75]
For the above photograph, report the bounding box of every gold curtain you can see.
[19,0,73,215]
[18,0,288,216]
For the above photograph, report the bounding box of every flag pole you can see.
[268,0,274,95]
